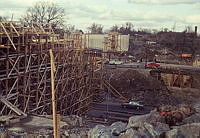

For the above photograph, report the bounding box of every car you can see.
[146,62,160,68]
[109,59,123,65]
[121,101,144,110]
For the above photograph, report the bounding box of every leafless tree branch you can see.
[21,1,66,29]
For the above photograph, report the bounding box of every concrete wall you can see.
[82,34,129,52]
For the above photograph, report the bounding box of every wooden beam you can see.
[0,23,16,50]
[10,23,20,37]
[103,80,128,102]
[50,49,59,138]
[0,97,27,116]
[0,45,10,49]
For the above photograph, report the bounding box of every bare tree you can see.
[21,1,65,28]
[65,24,76,33]
[124,22,134,31]
[152,29,158,34]
[184,26,193,33]
[88,23,104,34]
[0,16,7,21]
[110,22,135,35]
[172,22,176,32]
[110,25,119,32]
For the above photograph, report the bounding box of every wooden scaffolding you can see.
[0,21,103,116]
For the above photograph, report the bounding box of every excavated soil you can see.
[105,68,200,107]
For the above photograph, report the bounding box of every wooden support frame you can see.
[0,21,103,116]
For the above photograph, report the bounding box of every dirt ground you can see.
[104,68,200,107]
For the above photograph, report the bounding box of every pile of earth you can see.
[105,69,180,107]
[107,69,163,91]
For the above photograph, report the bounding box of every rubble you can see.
[182,113,200,124]
[194,103,200,113]
[119,128,140,138]
[62,115,83,127]
[63,127,89,138]
[0,104,197,137]
[87,117,169,138]
[125,122,169,137]
[127,109,165,127]
[166,123,200,138]
[86,104,199,138]
[157,104,195,126]
[88,125,113,138]
[109,122,127,136]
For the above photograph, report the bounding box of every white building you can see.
[82,34,129,52]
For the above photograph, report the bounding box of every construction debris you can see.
[86,104,200,138]
[122,122,170,138]
[62,115,83,127]
[158,104,195,126]
[109,122,127,136]
[165,123,200,138]
[88,125,113,138]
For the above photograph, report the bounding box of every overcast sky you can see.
[1,0,200,32]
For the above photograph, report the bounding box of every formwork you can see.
[0,21,103,116]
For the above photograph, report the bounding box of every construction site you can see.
[1,4,200,138]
